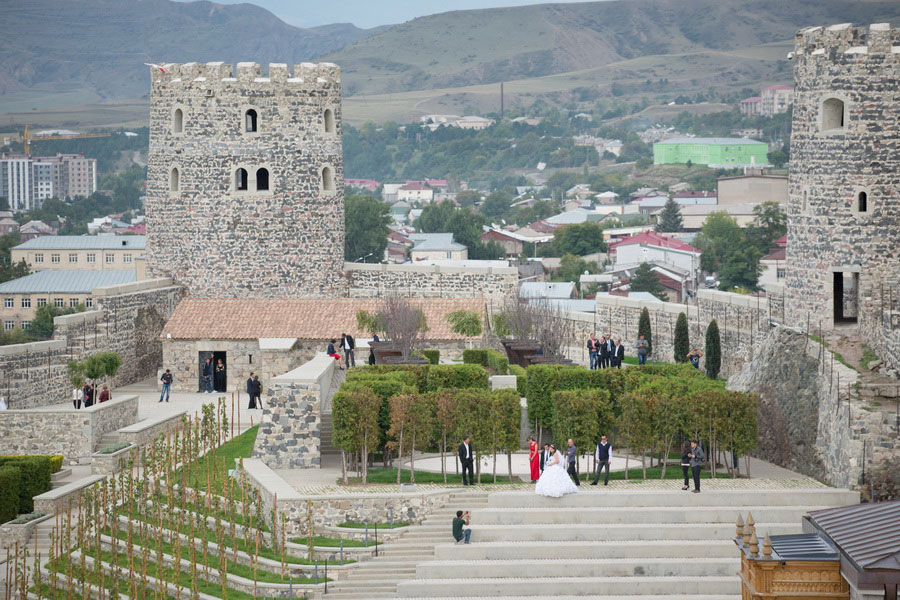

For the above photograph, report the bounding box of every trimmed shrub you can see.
[351,365,430,391]
[509,364,527,397]
[0,455,63,473]
[674,312,690,363]
[346,369,419,389]
[705,319,722,379]
[422,350,440,365]
[462,349,509,375]
[425,364,489,392]
[638,307,652,356]
[4,457,52,513]
[0,466,21,523]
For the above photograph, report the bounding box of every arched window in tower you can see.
[323,108,335,134]
[245,109,258,133]
[822,98,845,131]
[855,191,868,213]
[169,167,180,193]
[256,168,269,191]
[321,166,335,192]
[173,108,184,134]
[235,168,248,191]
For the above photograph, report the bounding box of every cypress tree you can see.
[705,319,721,379]
[638,307,652,357]
[674,312,690,363]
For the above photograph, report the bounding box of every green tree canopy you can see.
[655,198,683,233]
[694,211,743,273]
[540,222,607,257]
[416,200,504,259]
[480,190,514,222]
[344,194,391,262]
[705,319,721,379]
[638,307,652,356]
[674,312,690,363]
[629,262,667,300]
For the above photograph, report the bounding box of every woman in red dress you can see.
[528,435,540,483]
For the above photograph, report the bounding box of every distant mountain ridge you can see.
[324,0,900,96]
[0,0,383,102]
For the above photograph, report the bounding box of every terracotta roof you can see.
[161,297,485,341]
[609,231,699,254]
[762,248,786,261]
[774,235,787,247]
[400,181,431,191]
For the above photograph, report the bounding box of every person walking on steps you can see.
[688,439,706,493]
[566,438,580,486]
[591,435,612,486]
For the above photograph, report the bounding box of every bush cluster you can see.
[0,455,56,518]
[462,349,509,375]
[421,350,440,365]
[508,364,527,397]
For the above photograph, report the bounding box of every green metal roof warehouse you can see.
[653,137,769,168]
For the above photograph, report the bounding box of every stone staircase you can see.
[95,431,120,452]
[323,491,489,599]
[394,487,859,599]
[320,412,339,458]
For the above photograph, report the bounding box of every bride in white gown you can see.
[535,444,579,497]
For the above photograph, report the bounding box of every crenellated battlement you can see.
[794,22,900,61]
[150,61,341,89]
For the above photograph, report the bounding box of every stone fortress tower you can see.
[145,61,345,297]
[785,24,899,356]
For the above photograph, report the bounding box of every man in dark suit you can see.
[247,372,257,409]
[458,436,475,486]
[539,443,551,473]
[612,338,625,368]
[591,435,612,486]
[598,335,610,368]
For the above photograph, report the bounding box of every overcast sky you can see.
[198,0,595,29]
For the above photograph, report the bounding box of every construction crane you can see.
[23,124,110,156]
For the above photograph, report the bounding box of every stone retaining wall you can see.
[241,458,451,536]
[0,514,53,552]
[728,326,899,490]
[252,382,321,469]
[345,262,517,306]
[0,279,183,409]
[0,395,139,465]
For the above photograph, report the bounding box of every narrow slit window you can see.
[173,108,184,134]
[245,109,258,133]
[324,108,335,133]
[322,166,335,192]
[170,167,180,192]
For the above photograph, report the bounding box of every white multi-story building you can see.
[0,153,98,211]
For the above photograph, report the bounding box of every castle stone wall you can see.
[0,279,183,409]
[786,23,900,368]
[146,62,345,298]
[252,381,321,470]
[344,262,517,307]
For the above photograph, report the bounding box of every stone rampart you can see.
[0,395,139,465]
[728,326,898,490]
[344,262,517,306]
[0,278,183,409]
[574,290,771,377]
[252,380,321,470]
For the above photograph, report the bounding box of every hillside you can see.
[326,0,900,96]
[0,0,381,109]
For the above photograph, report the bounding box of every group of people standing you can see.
[326,333,358,370]
[73,382,110,409]
[200,357,227,393]
[586,333,627,369]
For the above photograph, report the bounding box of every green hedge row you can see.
[508,364,527,397]
[0,455,63,473]
[0,456,55,518]
[348,364,490,393]
[462,349,509,375]
[0,466,21,524]
[422,350,440,365]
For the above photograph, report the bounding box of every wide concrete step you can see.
[325,594,397,599]
[434,540,737,561]
[464,522,801,542]
[400,596,739,600]
[416,558,737,580]
[486,489,859,508]
[397,575,741,597]
[472,506,825,525]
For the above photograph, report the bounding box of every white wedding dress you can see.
[535,450,579,497]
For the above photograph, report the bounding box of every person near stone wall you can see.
[636,335,649,365]
[368,332,379,365]
[72,386,83,409]
[587,333,599,369]
[611,339,625,368]
[251,374,262,409]
[603,336,615,368]
[247,372,257,409]
[99,385,110,403]
[83,383,95,408]
[201,357,214,393]
[687,348,703,370]
[214,358,226,393]
[599,335,610,368]
[159,369,173,403]
[327,339,345,370]
[342,333,356,368]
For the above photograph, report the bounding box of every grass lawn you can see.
[291,535,379,548]
[582,466,732,482]
[341,468,521,485]
[178,426,259,495]
[338,521,409,529]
